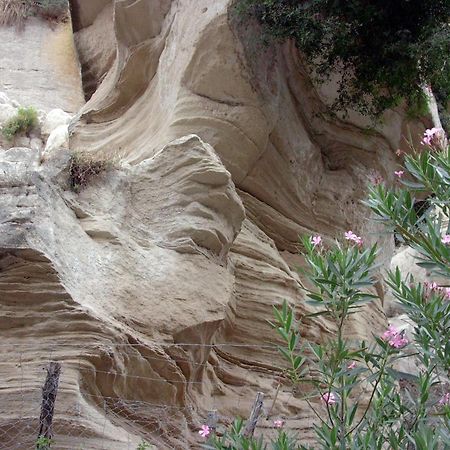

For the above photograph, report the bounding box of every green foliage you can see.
[204,418,307,450]
[269,300,306,384]
[36,436,52,449]
[1,106,38,140]
[136,441,152,450]
[235,0,450,118]
[366,148,450,277]
[302,237,379,317]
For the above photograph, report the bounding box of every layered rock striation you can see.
[0,0,427,448]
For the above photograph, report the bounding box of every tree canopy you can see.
[236,0,450,119]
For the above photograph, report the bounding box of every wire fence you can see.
[0,342,297,450]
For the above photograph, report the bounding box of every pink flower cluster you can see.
[273,419,284,428]
[394,170,404,179]
[423,281,450,300]
[381,325,408,349]
[345,231,363,246]
[439,392,450,406]
[421,127,444,146]
[347,361,356,370]
[311,235,322,247]
[368,170,384,186]
[442,235,450,245]
[321,392,337,405]
[198,425,210,438]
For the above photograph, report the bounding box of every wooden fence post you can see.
[243,392,264,438]
[37,362,61,449]
[207,409,218,435]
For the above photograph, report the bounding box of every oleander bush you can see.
[201,128,450,449]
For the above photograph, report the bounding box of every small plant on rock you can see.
[33,0,68,22]
[1,106,38,140]
[68,152,112,193]
[36,436,52,450]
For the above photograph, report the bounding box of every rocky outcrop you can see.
[0,0,428,448]
[0,16,84,112]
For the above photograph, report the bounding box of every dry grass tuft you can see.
[68,152,114,193]
[0,0,29,29]
[0,0,68,29]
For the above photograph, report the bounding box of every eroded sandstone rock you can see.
[0,0,430,448]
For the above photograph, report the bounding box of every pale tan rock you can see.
[0,92,11,104]
[0,103,17,125]
[14,135,31,148]
[0,17,84,112]
[30,137,44,153]
[0,0,429,448]
[42,108,73,137]
[43,124,69,156]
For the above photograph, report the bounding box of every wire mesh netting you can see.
[0,343,291,450]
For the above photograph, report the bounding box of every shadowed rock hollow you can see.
[0,0,427,448]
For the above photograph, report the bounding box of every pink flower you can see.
[344,231,363,246]
[198,425,210,438]
[442,235,450,244]
[421,127,444,146]
[321,392,337,405]
[368,170,384,186]
[381,325,408,349]
[347,361,356,370]
[394,170,404,178]
[382,325,399,341]
[439,393,450,406]
[423,281,450,300]
[311,235,322,247]
[273,419,284,428]
[424,281,438,291]
[389,333,408,349]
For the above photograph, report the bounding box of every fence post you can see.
[243,392,264,438]
[207,409,218,435]
[37,362,61,449]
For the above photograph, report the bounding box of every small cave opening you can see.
[68,0,110,102]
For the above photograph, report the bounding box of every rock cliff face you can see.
[0,1,426,449]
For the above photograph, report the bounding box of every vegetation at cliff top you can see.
[235,0,450,121]
[1,106,38,140]
[0,0,68,28]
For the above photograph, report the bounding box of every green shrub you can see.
[234,0,450,119]
[2,106,38,140]
[36,436,52,450]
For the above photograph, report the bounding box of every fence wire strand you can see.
[0,343,296,450]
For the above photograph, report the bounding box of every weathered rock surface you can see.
[41,109,73,137]
[0,1,429,449]
[0,16,84,112]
